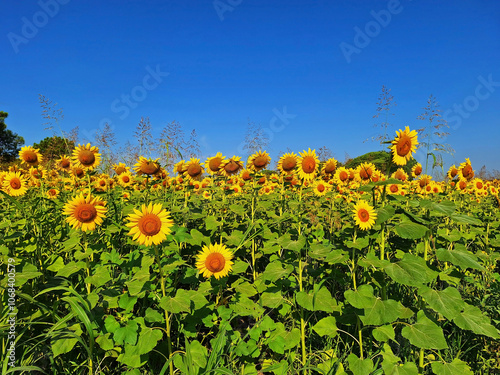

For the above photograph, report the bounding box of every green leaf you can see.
[261,261,292,283]
[145,308,164,323]
[394,222,429,239]
[104,315,120,333]
[450,214,482,225]
[85,267,112,287]
[401,311,448,349]
[277,234,306,252]
[373,325,395,342]
[119,294,138,313]
[418,286,465,320]
[205,216,220,231]
[114,320,139,346]
[381,343,418,375]
[51,334,79,357]
[189,228,206,246]
[347,353,374,375]
[55,261,85,278]
[376,205,396,225]
[261,291,283,309]
[96,333,114,351]
[313,316,337,337]
[136,327,163,355]
[384,253,438,287]
[295,291,314,311]
[431,358,473,375]
[436,248,483,270]
[453,304,500,339]
[229,204,246,216]
[232,280,257,297]
[15,263,42,286]
[268,335,286,354]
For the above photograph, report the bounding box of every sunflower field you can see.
[1,128,500,375]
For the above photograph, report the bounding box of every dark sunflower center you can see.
[477,182,483,189]
[302,157,316,173]
[462,165,473,179]
[75,204,97,223]
[396,135,412,156]
[339,171,348,181]
[224,161,239,174]
[241,171,251,181]
[24,151,38,163]
[253,155,268,168]
[414,166,422,176]
[123,176,130,183]
[419,178,429,188]
[359,168,371,180]
[61,159,70,168]
[10,178,21,189]
[325,163,336,174]
[187,164,202,178]
[74,168,84,178]
[138,214,162,236]
[282,157,296,171]
[358,209,369,222]
[317,184,325,192]
[205,253,225,273]
[450,168,457,178]
[79,150,96,166]
[141,161,160,175]
[258,177,266,185]
[99,180,106,186]
[390,185,399,193]
[48,189,57,196]
[209,157,221,172]
[115,166,126,174]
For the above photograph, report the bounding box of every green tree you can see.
[345,150,416,176]
[0,111,25,163]
[33,135,75,162]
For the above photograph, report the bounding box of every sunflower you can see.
[471,178,485,193]
[134,157,161,176]
[334,167,350,185]
[390,127,419,166]
[352,200,377,231]
[113,162,130,175]
[125,203,174,246]
[239,169,252,181]
[321,158,338,177]
[117,171,134,188]
[392,168,408,182]
[72,166,86,179]
[46,188,60,199]
[195,243,234,280]
[458,158,474,181]
[277,153,298,175]
[63,194,107,232]
[447,165,458,181]
[94,175,110,191]
[297,148,319,181]
[173,160,187,176]
[417,175,432,191]
[247,151,271,172]
[388,183,402,195]
[411,163,422,178]
[220,156,244,177]
[55,155,72,172]
[2,172,28,196]
[312,180,329,196]
[357,163,377,182]
[204,153,226,175]
[71,143,101,171]
[203,191,212,200]
[184,158,204,181]
[19,146,43,167]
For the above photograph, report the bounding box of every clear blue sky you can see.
[1,0,499,173]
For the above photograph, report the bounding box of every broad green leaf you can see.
[229,204,245,216]
[145,308,164,323]
[261,291,283,309]
[394,222,429,239]
[418,286,465,320]
[373,324,395,342]
[347,353,374,375]
[435,248,483,270]
[277,234,306,252]
[55,261,85,278]
[401,311,448,349]
[381,343,418,375]
[104,315,120,333]
[96,333,114,351]
[376,205,396,225]
[344,284,376,309]
[232,295,264,318]
[114,320,139,346]
[450,214,482,225]
[15,263,42,286]
[268,335,286,354]
[384,253,438,287]
[232,280,257,297]
[453,304,500,339]
[136,327,163,355]
[431,358,473,375]
[313,316,337,337]
[189,228,206,246]
[261,261,292,283]
[119,294,138,313]
[51,335,79,357]
[295,291,314,311]
[86,267,112,287]
[205,216,220,231]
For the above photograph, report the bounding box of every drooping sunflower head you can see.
[297,148,319,181]
[321,158,338,176]
[196,243,234,280]
[458,158,474,181]
[2,171,28,197]
[390,127,419,166]
[247,151,271,172]
[72,143,101,171]
[356,162,377,182]
[113,162,130,175]
[184,158,204,181]
[392,168,408,182]
[19,146,43,167]
[134,157,161,176]
[220,156,243,177]
[55,155,72,172]
[352,200,377,231]
[411,163,422,178]
[277,153,298,175]
[125,203,174,246]
[63,193,107,232]
[204,153,226,175]
[173,160,187,176]
[447,165,458,181]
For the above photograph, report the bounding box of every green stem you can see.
[299,258,307,373]
[155,246,173,375]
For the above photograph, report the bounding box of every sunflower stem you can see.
[155,245,174,375]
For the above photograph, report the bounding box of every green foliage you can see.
[33,135,75,161]
[0,111,25,163]
[344,150,417,175]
